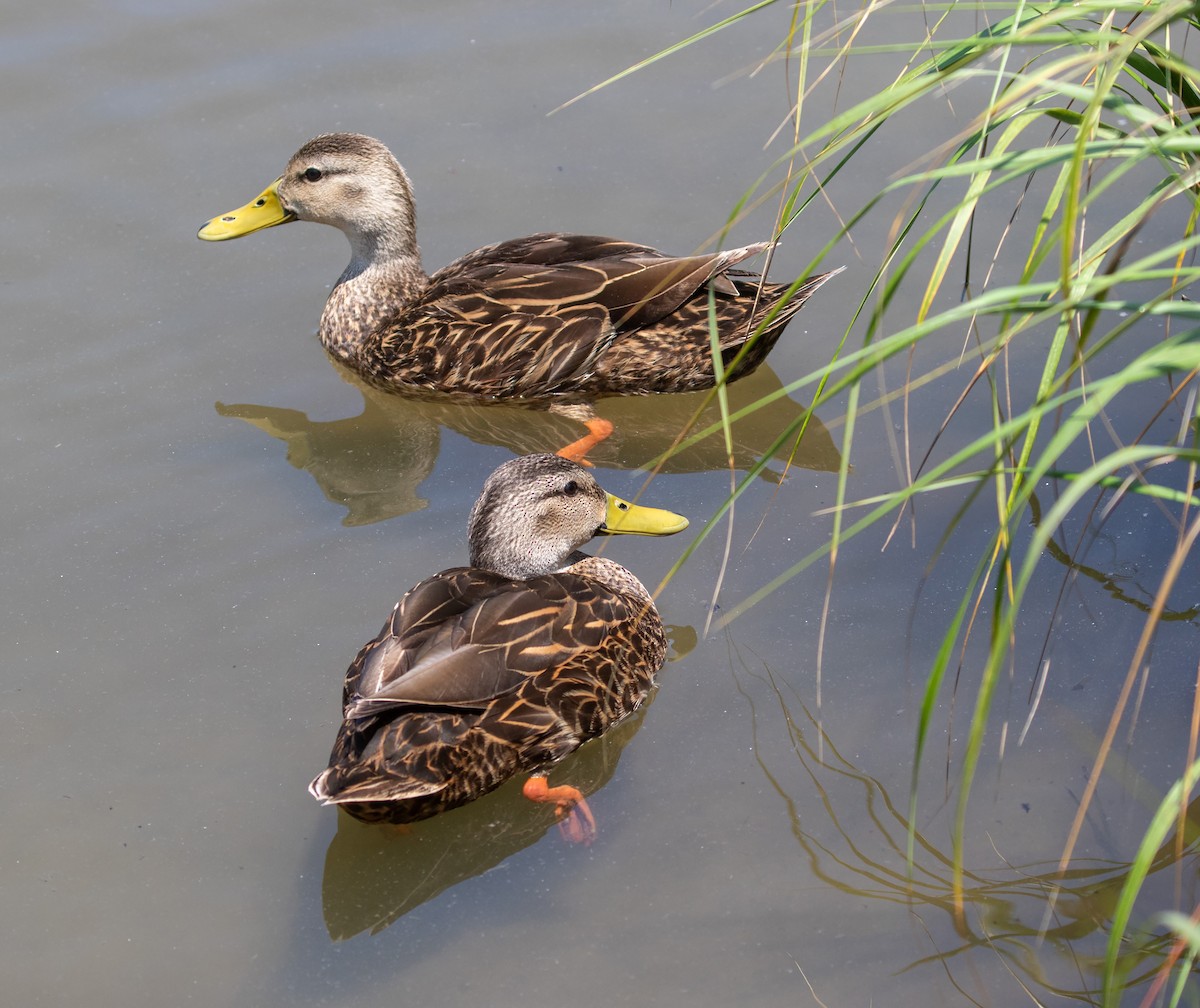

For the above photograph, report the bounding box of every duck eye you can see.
[303,167,323,182]
[562,480,579,497]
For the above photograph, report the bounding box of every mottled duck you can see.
[308,453,688,843]
[198,133,840,459]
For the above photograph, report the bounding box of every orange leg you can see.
[523,775,596,846]
[379,823,413,837]
[555,417,614,468]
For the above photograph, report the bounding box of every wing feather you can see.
[341,568,630,720]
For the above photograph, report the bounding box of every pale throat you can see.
[339,222,422,284]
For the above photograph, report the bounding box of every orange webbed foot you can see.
[555,417,614,468]
[523,775,596,846]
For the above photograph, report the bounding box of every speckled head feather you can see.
[467,454,608,579]
[291,132,394,161]
[278,132,420,268]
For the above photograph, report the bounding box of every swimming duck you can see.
[198,133,839,457]
[308,453,688,842]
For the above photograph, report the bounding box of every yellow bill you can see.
[602,494,688,536]
[197,179,295,241]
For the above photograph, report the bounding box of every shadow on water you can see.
[216,364,840,525]
[728,645,1200,1005]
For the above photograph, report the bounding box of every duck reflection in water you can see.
[217,364,841,526]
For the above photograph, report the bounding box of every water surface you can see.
[5,2,1197,1006]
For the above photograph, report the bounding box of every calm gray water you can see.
[5,2,1198,1006]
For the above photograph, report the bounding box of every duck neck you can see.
[342,219,422,281]
[319,239,427,364]
[339,158,422,282]
[316,160,427,364]
[469,538,587,581]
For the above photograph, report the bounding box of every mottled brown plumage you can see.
[308,454,688,837]
[199,132,840,401]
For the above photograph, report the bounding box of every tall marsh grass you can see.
[588,1,1200,1002]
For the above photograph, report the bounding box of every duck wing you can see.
[388,233,769,398]
[341,566,636,720]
